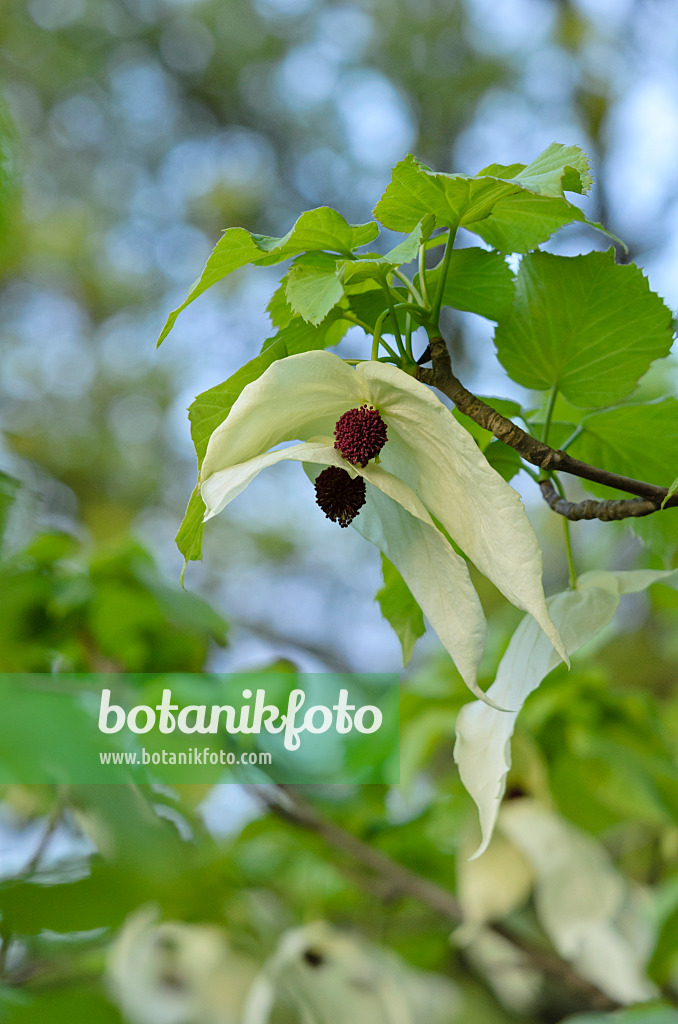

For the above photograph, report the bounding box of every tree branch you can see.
[539,480,658,521]
[418,336,678,519]
[250,785,619,1013]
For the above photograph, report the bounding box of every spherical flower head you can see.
[334,404,387,467]
[314,466,366,527]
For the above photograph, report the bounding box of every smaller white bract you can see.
[106,905,258,1024]
[243,920,460,1024]
[200,350,566,702]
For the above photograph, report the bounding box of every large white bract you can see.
[454,567,678,857]
[200,350,566,703]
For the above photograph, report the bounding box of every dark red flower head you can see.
[333,404,387,467]
[314,466,366,528]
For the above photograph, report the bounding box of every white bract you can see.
[243,920,461,1024]
[106,905,258,1024]
[454,567,678,857]
[200,350,565,702]
[499,800,658,1005]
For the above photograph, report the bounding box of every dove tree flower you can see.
[106,905,259,1024]
[243,920,461,1024]
[163,139,673,702]
[199,349,566,702]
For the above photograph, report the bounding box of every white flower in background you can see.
[453,832,541,1013]
[499,799,658,1005]
[454,929,541,1014]
[200,350,565,703]
[243,920,460,1024]
[106,905,259,1024]
[456,831,534,934]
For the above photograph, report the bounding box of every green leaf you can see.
[374,154,468,234]
[495,249,673,407]
[3,986,124,1023]
[175,484,206,572]
[0,470,18,547]
[340,216,435,290]
[178,315,350,565]
[468,192,587,253]
[157,208,378,344]
[569,395,678,565]
[157,228,265,345]
[380,212,435,263]
[574,400,678,486]
[376,554,426,664]
[285,260,345,325]
[632,510,678,566]
[661,473,678,509]
[420,248,514,321]
[254,207,378,256]
[649,900,678,984]
[266,282,295,329]
[0,676,142,787]
[507,141,593,195]
[573,404,678,563]
[484,440,523,481]
[260,311,349,354]
[562,1006,678,1024]
[374,143,595,253]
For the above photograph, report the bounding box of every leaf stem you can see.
[341,312,375,334]
[563,516,578,588]
[560,425,583,452]
[371,310,399,361]
[404,314,414,361]
[541,385,559,446]
[521,464,541,482]
[392,268,423,305]
[553,474,578,587]
[344,356,399,365]
[392,301,428,321]
[418,244,429,307]
[0,925,11,978]
[431,226,458,326]
[541,387,577,585]
[425,230,450,250]
[380,280,406,355]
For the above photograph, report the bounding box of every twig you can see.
[250,786,619,1012]
[255,784,462,918]
[539,480,658,521]
[0,925,11,977]
[418,336,678,517]
[233,617,354,673]
[21,798,65,878]
[0,796,65,979]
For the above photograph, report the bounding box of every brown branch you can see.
[253,784,462,918]
[418,336,678,516]
[250,785,619,1012]
[539,480,659,521]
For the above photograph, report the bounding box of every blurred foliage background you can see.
[1,0,678,1021]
